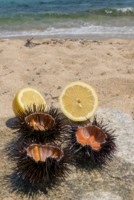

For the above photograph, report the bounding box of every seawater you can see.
[0,0,134,38]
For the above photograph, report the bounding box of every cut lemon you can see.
[59,81,98,121]
[12,87,47,116]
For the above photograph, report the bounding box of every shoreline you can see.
[2,34,134,40]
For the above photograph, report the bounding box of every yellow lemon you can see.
[59,81,98,121]
[12,87,47,116]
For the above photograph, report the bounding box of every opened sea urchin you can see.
[69,117,116,165]
[12,104,70,146]
[10,143,74,189]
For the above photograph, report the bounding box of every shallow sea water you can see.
[0,0,134,38]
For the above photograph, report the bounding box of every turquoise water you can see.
[0,0,134,38]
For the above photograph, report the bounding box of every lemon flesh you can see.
[12,87,47,116]
[59,81,98,121]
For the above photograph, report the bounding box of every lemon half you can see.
[59,81,98,121]
[12,87,47,116]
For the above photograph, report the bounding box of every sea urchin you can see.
[10,143,74,189]
[11,104,70,146]
[69,117,116,165]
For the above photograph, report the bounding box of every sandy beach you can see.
[0,37,134,119]
[0,37,134,200]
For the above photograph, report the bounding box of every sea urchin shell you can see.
[26,144,63,162]
[69,117,116,165]
[25,113,55,131]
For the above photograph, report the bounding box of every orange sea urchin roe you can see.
[76,126,107,150]
[33,146,41,162]
[76,128,87,146]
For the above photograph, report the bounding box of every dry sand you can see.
[0,37,134,119]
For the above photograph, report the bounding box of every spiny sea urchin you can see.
[11,104,70,146]
[10,142,75,189]
[69,117,116,165]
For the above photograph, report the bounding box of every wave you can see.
[86,7,134,16]
[1,25,134,38]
